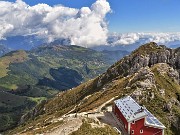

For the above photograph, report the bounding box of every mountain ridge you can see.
[6,42,180,135]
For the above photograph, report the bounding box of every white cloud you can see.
[0,0,111,47]
[0,23,14,40]
[109,32,180,47]
[1,0,179,49]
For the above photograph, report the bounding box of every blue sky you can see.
[5,0,180,33]
[109,0,180,33]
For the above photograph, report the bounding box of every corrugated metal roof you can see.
[114,96,147,122]
[114,96,165,129]
[144,109,166,129]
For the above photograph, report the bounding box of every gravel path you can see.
[45,117,82,135]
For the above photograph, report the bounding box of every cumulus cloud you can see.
[109,32,180,47]
[0,0,111,47]
[1,0,179,49]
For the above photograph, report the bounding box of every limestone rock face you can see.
[165,97,180,131]
[164,101,173,112]
[96,43,180,92]
[126,45,180,84]
[129,50,179,78]
[128,67,156,89]
[156,63,180,83]
[159,89,165,97]
[127,67,157,102]
[168,68,179,84]
[164,97,180,113]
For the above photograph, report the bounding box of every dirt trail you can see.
[43,96,128,135]
[45,117,82,135]
[95,96,118,112]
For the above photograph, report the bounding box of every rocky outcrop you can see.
[156,63,179,83]
[164,102,173,112]
[125,67,156,102]
[165,97,180,131]
[97,43,180,86]
[128,46,180,80]
[127,67,156,90]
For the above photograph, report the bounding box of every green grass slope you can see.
[70,119,118,135]
[0,45,124,95]
[0,90,38,131]
[0,44,128,132]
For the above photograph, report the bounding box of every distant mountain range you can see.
[0,36,43,50]
[0,45,11,57]
[169,44,180,48]
[1,34,179,52]
[6,42,180,135]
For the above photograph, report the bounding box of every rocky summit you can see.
[5,43,180,135]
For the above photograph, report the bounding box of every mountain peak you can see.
[96,42,179,88]
[132,42,165,56]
